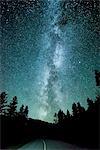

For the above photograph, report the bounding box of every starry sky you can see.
[1,0,100,122]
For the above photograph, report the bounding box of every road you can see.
[18,139,88,150]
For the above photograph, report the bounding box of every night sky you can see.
[1,0,100,122]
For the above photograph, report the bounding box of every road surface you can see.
[18,139,88,150]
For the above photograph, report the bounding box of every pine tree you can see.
[58,109,65,123]
[0,92,7,115]
[72,103,78,117]
[66,110,71,119]
[95,70,100,86]
[54,113,58,123]
[7,96,18,118]
[87,98,94,112]
[19,104,24,116]
[24,106,28,118]
[77,102,85,114]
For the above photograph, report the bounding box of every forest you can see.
[0,70,100,149]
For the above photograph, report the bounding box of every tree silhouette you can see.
[0,92,7,115]
[87,98,94,112]
[24,105,29,118]
[54,113,58,123]
[66,110,71,119]
[77,102,85,115]
[95,95,100,113]
[58,109,65,123]
[95,70,100,86]
[72,103,78,117]
[19,104,24,115]
[7,96,18,118]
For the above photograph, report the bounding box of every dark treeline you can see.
[0,70,100,149]
[53,95,100,148]
[0,93,29,148]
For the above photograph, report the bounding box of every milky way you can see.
[1,0,100,122]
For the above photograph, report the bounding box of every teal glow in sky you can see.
[1,0,100,122]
